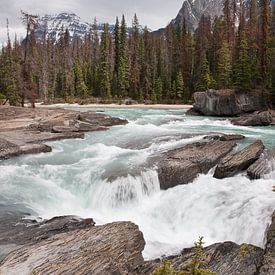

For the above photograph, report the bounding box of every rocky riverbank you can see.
[187,89,275,126]
[0,106,127,160]
[0,213,274,275]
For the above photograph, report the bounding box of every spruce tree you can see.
[196,52,213,91]
[74,63,89,98]
[176,71,184,99]
[153,76,163,101]
[234,32,251,90]
[99,24,111,98]
[216,41,232,88]
[117,15,129,98]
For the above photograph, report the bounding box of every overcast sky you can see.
[0,0,183,44]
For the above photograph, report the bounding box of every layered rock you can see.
[214,140,265,179]
[142,242,264,275]
[247,149,275,179]
[0,106,127,160]
[193,89,267,116]
[231,111,273,126]
[0,214,95,261]
[204,134,246,141]
[260,211,275,275]
[1,213,275,275]
[0,221,145,275]
[0,138,52,159]
[158,140,236,189]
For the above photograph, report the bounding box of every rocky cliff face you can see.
[192,89,267,116]
[171,0,224,31]
[168,0,275,32]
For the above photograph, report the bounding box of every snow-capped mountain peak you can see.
[34,12,113,41]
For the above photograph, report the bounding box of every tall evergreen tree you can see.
[117,15,129,98]
[99,24,111,98]
[216,41,232,88]
[234,32,251,90]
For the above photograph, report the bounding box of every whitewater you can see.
[0,107,274,259]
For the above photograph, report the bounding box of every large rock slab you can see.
[0,107,128,160]
[0,222,145,275]
[141,241,264,275]
[247,149,275,179]
[0,213,95,261]
[260,211,275,275]
[158,140,236,190]
[0,138,52,159]
[193,89,267,116]
[214,140,265,179]
[231,111,273,126]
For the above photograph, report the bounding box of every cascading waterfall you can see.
[0,107,274,260]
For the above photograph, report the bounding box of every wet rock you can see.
[0,107,128,160]
[247,149,275,179]
[0,138,20,159]
[260,211,275,275]
[0,222,145,275]
[0,214,95,261]
[185,107,202,116]
[75,121,108,132]
[214,140,265,179]
[78,111,128,127]
[0,138,52,159]
[19,144,52,155]
[158,140,236,189]
[220,134,246,141]
[52,125,79,133]
[142,242,264,275]
[204,134,246,142]
[193,89,267,116]
[231,111,273,126]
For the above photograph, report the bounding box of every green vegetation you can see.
[153,237,216,275]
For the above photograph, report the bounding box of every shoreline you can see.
[0,106,127,160]
[35,103,193,109]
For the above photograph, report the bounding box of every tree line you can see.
[0,0,274,107]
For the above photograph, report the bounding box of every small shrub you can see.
[153,237,216,275]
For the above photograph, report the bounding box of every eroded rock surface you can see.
[193,89,267,116]
[260,211,275,275]
[141,242,264,275]
[214,140,265,179]
[0,106,127,160]
[1,212,275,275]
[231,111,273,126]
[0,222,145,275]
[158,140,236,189]
[247,149,275,179]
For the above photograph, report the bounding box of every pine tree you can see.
[129,14,141,99]
[195,52,213,91]
[176,71,184,99]
[248,0,260,88]
[74,63,89,98]
[261,0,271,87]
[270,3,275,104]
[216,41,232,88]
[153,76,163,101]
[112,17,120,97]
[117,15,129,98]
[234,32,251,90]
[99,24,111,98]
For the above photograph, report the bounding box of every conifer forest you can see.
[0,0,274,106]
